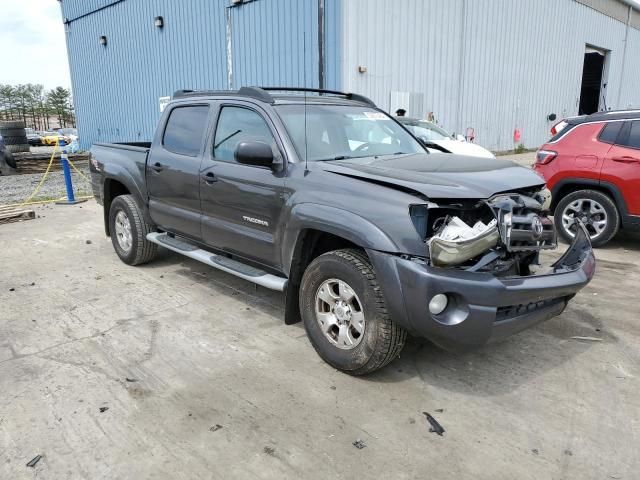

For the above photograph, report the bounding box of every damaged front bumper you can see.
[368,222,596,353]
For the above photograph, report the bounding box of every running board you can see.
[146,232,288,291]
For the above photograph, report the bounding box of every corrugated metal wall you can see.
[342,0,640,151]
[231,0,341,89]
[61,0,341,149]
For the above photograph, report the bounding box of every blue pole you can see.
[59,140,76,203]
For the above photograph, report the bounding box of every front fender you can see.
[281,203,399,274]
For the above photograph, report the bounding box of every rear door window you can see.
[598,122,623,144]
[163,105,210,156]
[623,121,640,149]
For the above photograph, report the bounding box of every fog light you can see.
[429,294,448,315]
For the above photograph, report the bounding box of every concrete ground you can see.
[1,201,639,480]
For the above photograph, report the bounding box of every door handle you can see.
[612,156,639,163]
[201,171,217,184]
[151,162,163,172]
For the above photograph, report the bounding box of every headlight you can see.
[429,220,500,267]
[538,187,552,211]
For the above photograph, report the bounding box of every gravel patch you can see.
[0,165,92,206]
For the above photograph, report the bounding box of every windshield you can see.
[276,104,426,162]
[401,120,452,141]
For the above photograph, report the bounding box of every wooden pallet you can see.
[0,205,36,225]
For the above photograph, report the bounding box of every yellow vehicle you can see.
[41,132,70,146]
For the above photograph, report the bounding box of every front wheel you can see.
[554,189,619,247]
[109,194,158,265]
[300,249,407,375]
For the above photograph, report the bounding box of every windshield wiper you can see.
[316,155,355,162]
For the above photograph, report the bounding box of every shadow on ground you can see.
[142,247,606,398]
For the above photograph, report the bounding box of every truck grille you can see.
[506,213,556,251]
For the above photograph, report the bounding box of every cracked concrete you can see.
[1,201,639,479]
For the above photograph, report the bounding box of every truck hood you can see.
[319,153,544,199]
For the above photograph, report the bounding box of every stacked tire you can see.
[0,120,30,154]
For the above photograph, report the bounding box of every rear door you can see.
[601,120,640,215]
[147,103,211,240]
[200,103,286,269]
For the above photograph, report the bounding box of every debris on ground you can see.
[352,439,367,449]
[9,287,15,292]
[209,424,223,432]
[422,412,445,436]
[99,406,109,413]
[125,377,137,383]
[26,455,42,467]
[434,408,444,413]
[86,240,92,244]
[532,448,539,455]
[263,446,276,455]
[570,336,603,342]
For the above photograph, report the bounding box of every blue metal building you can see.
[61,0,341,150]
[62,0,640,151]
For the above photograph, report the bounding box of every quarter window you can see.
[213,106,277,162]
[598,122,623,144]
[162,105,210,156]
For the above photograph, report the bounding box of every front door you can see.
[601,120,640,216]
[146,103,211,240]
[200,104,286,269]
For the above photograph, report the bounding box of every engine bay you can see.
[410,190,557,276]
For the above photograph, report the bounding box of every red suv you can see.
[534,110,640,247]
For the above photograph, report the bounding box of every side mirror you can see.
[235,141,275,168]
[455,134,466,142]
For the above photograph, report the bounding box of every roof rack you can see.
[172,87,377,107]
[259,87,377,107]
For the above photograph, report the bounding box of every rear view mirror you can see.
[235,141,275,168]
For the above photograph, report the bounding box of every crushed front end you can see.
[367,190,596,352]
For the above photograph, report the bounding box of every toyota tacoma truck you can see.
[90,87,595,375]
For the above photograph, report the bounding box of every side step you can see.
[146,232,288,291]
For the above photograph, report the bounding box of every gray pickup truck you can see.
[90,87,595,375]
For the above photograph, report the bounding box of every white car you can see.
[398,117,495,159]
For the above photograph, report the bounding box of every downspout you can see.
[225,6,234,90]
[456,0,467,136]
[616,4,632,108]
[318,0,326,89]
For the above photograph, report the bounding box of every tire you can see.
[2,136,28,145]
[5,144,30,154]
[554,189,620,247]
[3,151,17,169]
[0,128,27,137]
[300,249,407,375]
[108,194,158,265]
[0,120,26,129]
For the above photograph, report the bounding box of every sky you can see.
[0,0,71,90]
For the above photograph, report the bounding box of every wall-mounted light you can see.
[99,35,107,46]
[357,66,367,74]
[154,16,164,28]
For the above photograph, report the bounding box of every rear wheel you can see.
[109,195,158,265]
[300,249,406,375]
[554,189,619,247]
